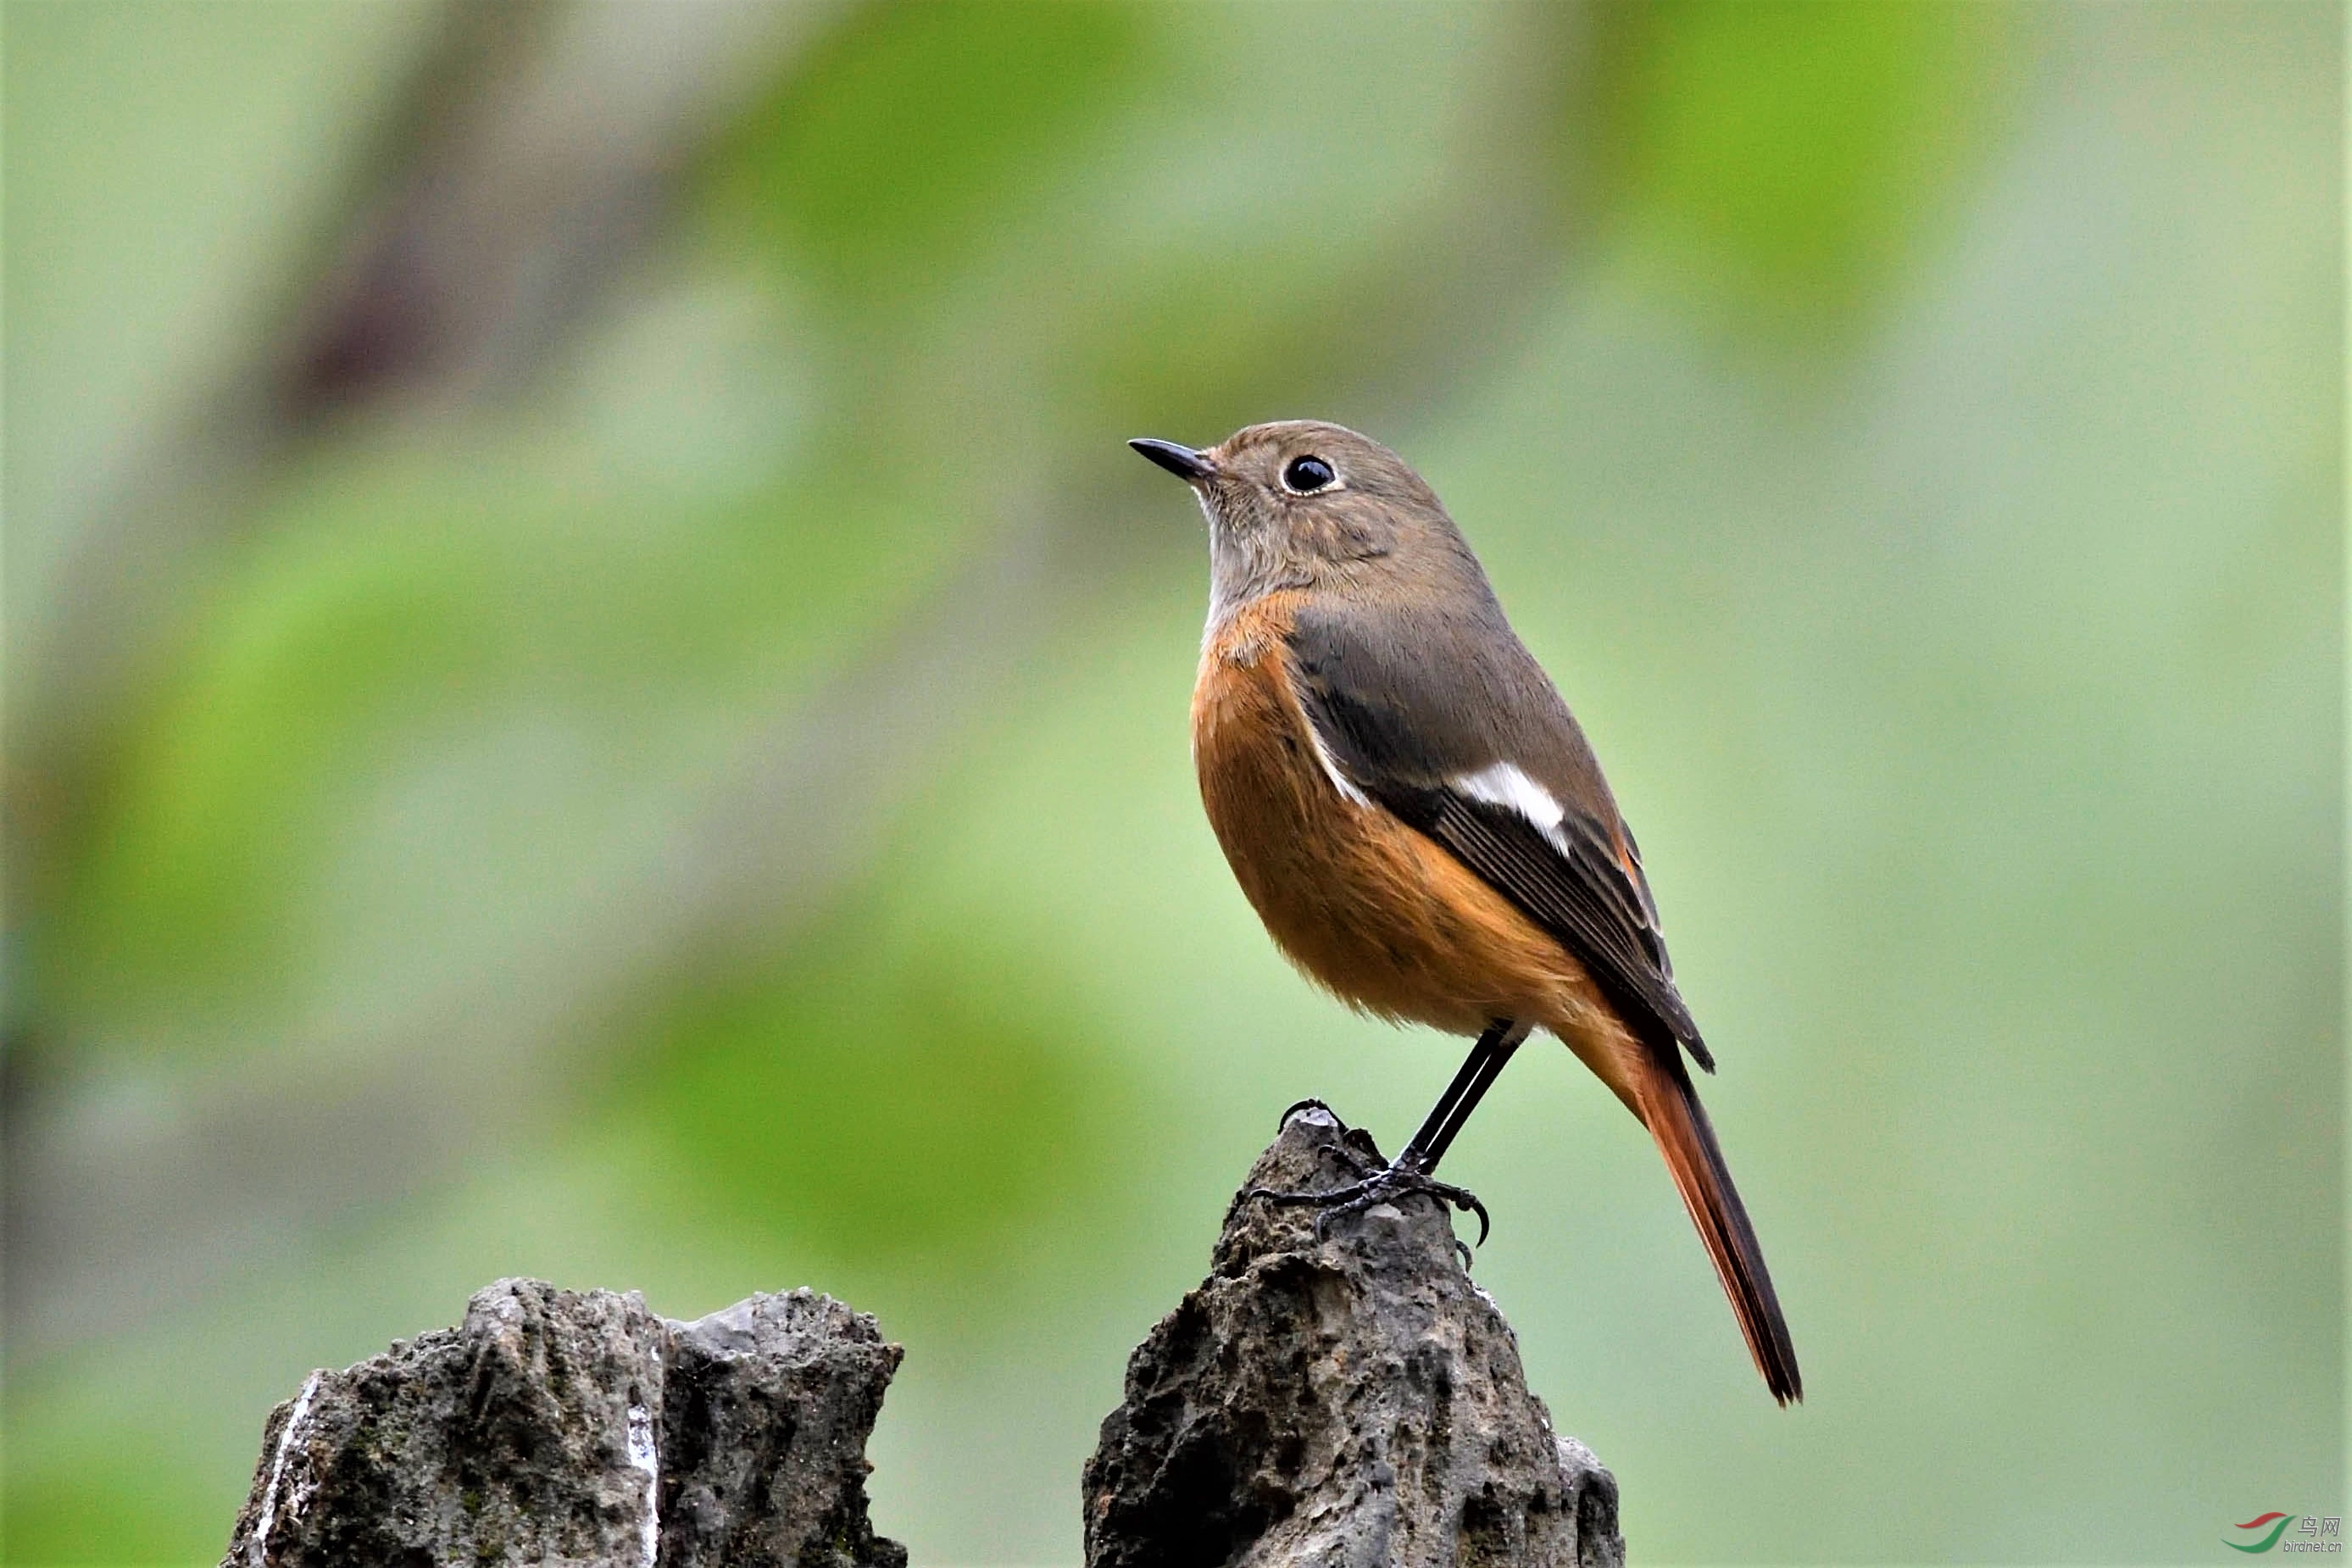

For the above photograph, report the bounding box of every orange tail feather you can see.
[1634,1054,1803,1404]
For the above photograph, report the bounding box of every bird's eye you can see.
[1282,455,1336,493]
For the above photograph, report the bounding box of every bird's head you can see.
[1129,420,1471,620]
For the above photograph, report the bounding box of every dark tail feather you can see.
[1636,1054,1803,1404]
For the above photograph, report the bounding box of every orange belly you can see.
[1192,596,1632,1093]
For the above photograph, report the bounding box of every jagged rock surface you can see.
[1083,1109,1625,1568]
[220,1278,904,1568]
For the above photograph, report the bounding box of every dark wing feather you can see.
[1413,790,1710,1070]
[1288,601,1715,1072]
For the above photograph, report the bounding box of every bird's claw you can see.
[1271,1099,1381,1176]
[1243,1158,1492,1250]
[1276,1097,1338,1130]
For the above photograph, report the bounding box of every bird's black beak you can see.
[1129,437,1216,482]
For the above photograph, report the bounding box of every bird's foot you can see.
[1272,1098,1384,1176]
[1275,1097,1339,1130]
[1243,1153,1491,1252]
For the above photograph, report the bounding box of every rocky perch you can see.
[220,1280,904,1568]
[219,1110,1619,1566]
[1082,1106,1624,1568]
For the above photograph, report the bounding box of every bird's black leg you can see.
[1247,1020,1531,1248]
[1407,1020,1531,1173]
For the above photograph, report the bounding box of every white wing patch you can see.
[1452,761,1570,851]
[1304,718,1373,808]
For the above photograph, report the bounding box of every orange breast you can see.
[1191,595,1631,1082]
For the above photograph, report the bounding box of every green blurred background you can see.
[4,3,2342,1563]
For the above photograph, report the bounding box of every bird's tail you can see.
[1634,1052,1804,1404]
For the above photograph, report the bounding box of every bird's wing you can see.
[1287,598,1713,1071]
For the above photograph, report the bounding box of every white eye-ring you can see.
[1282,454,1337,494]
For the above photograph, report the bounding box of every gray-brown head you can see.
[1130,420,1492,626]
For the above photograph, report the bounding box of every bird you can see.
[1129,420,1801,1404]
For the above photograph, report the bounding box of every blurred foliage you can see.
[709,2,1150,307]
[620,881,1135,1270]
[53,436,956,1026]
[5,3,2340,1565]
[1592,0,2018,336]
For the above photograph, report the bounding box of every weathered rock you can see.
[221,1279,904,1568]
[657,1292,903,1568]
[1082,1108,1625,1568]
